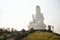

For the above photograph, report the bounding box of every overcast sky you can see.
[0,0,60,34]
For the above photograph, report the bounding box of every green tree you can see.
[48,25,52,32]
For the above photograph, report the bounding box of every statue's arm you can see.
[32,14,35,21]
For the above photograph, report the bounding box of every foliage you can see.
[0,28,60,40]
[48,25,51,31]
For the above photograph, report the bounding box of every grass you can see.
[22,31,60,40]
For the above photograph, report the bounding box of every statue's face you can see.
[36,6,40,13]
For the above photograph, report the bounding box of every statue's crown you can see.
[36,5,40,9]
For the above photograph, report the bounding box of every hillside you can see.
[22,31,60,40]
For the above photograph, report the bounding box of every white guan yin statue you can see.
[28,5,46,30]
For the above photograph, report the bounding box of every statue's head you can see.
[36,5,41,13]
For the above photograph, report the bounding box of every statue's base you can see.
[28,23,46,30]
